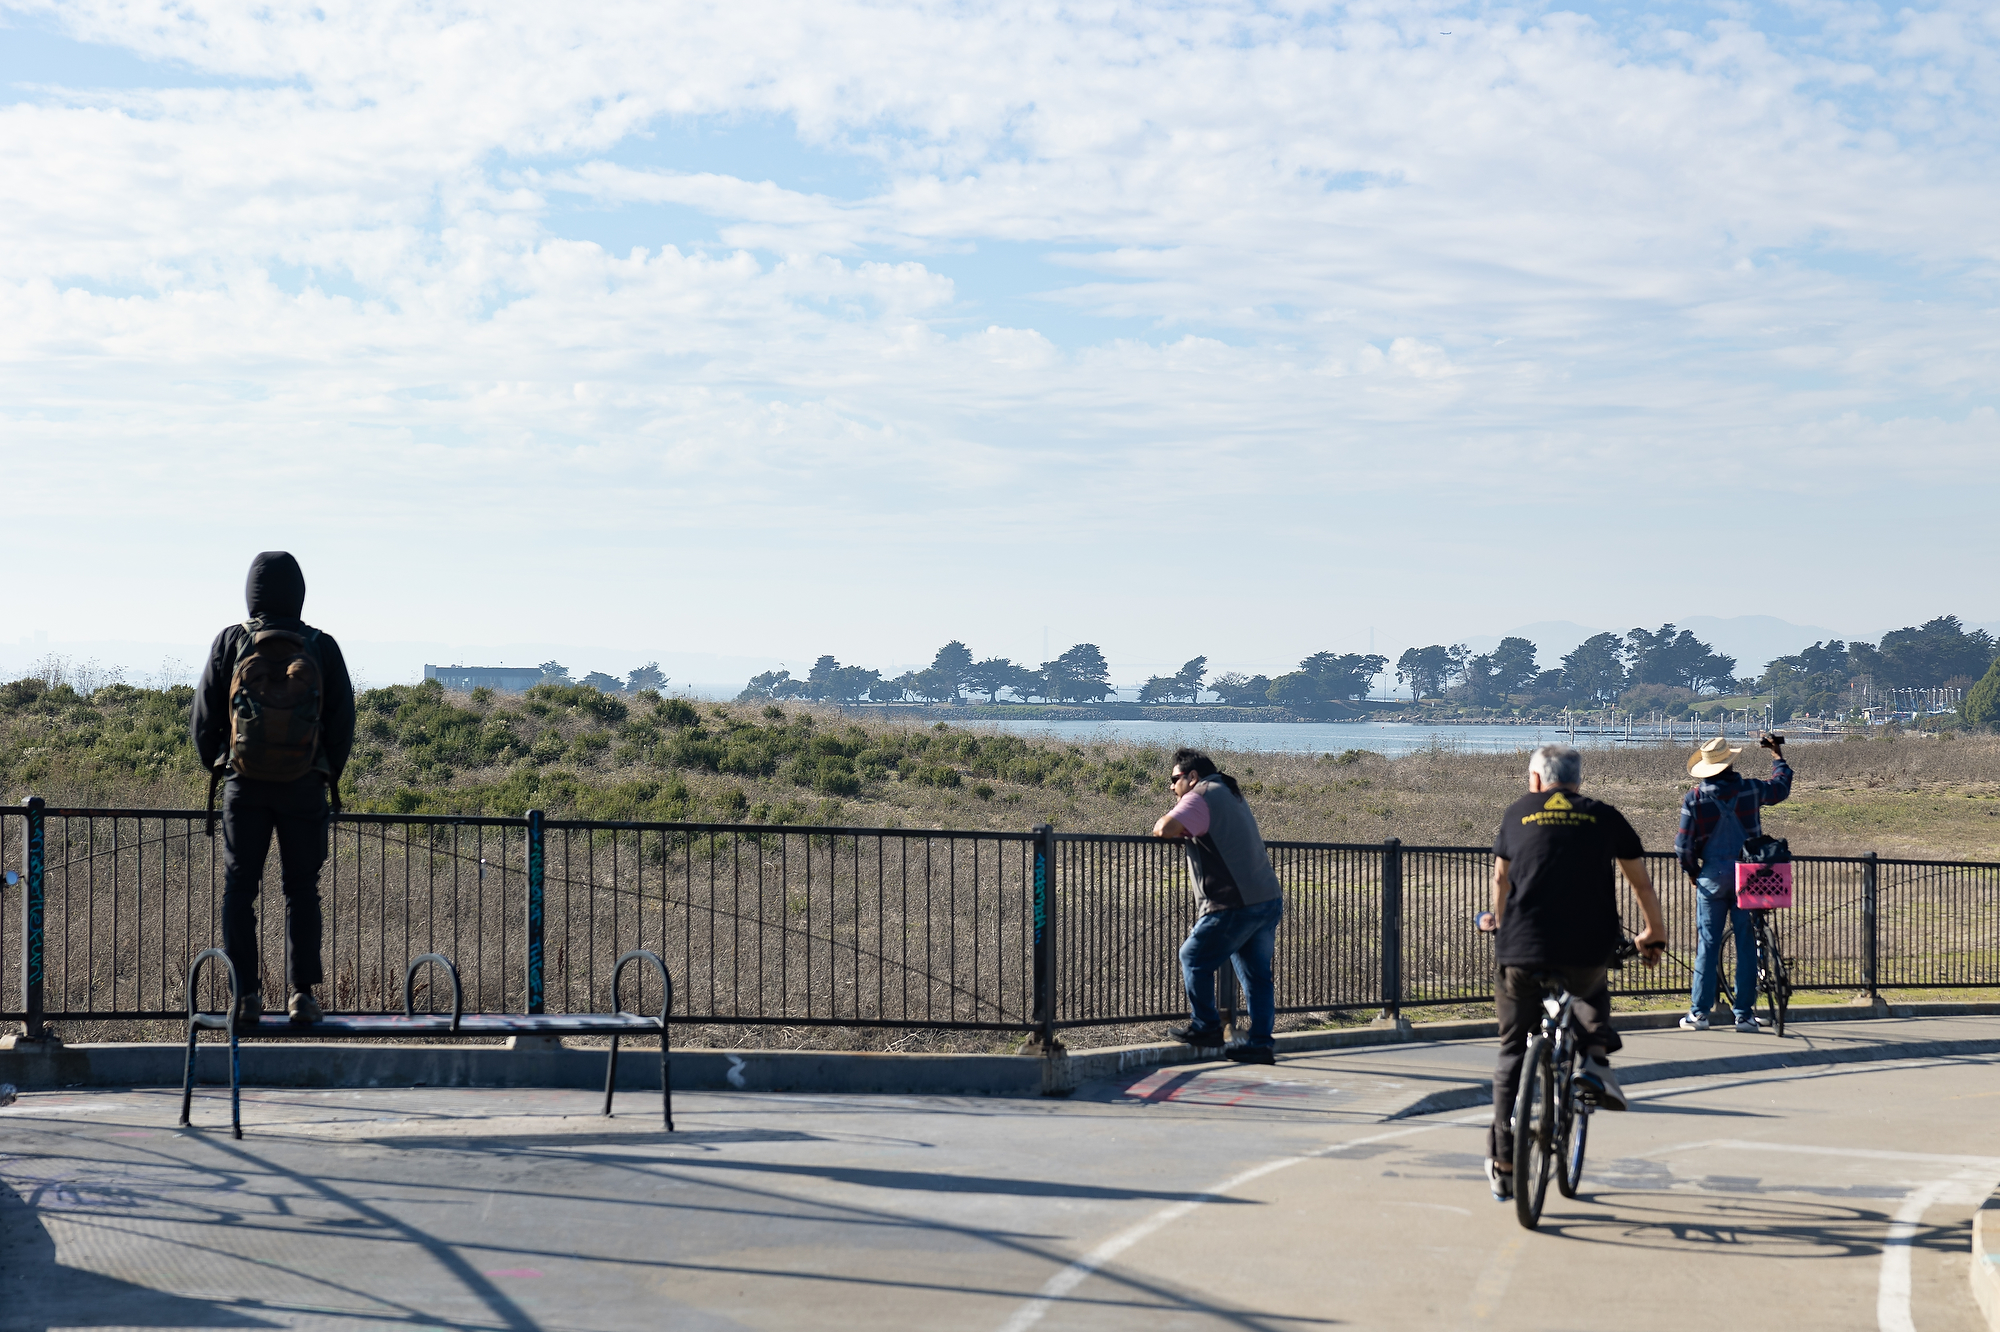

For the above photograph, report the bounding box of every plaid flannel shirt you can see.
[1675,758,1793,879]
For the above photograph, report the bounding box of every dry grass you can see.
[11,686,2000,1053]
[8,678,1997,862]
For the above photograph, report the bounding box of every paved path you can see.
[4,1017,1998,1330]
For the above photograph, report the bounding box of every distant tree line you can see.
[1396,627,1743,709]
[733,615,2000,722]
[537,661,668,695]
[738,644,1390,711]
[1756,617,1998,721]
[739,642,1120,705]
[1394,616,2000,722]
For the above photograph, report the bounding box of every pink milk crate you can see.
[1735,860,1794,910]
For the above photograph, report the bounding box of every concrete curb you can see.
[0,1038,1048,1097]
[6,1002,1998,1100]
[1385,1035,2000,1119]
[1975,1199,2000,1332]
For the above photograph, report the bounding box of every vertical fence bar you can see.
[1032,823,1055,1047]
[1862,850,1879,1003]
[1380,837,1402,1019]
[526,809,545,1015]
[20,797,45,1039]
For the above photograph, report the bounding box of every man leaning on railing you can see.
[1152,747,1284,1065]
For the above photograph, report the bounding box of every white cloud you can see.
[0,0,1996,671]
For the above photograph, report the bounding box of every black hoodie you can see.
[191,552,356,785]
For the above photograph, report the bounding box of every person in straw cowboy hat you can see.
[1674,733,1793,1031]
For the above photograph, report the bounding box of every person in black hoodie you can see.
[191,552,355,1024]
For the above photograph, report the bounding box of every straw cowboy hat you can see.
[1687,737,1742,779]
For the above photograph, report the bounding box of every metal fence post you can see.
[1031,823,1057,1050]
[1380,837,1402,1019]
[20,797,45,1040]
[1861,851,1879,1003]
[526,809,545,1015]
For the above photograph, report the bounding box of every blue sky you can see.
[2,1,1996,689]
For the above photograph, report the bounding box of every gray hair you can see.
[1529,744,1583,788]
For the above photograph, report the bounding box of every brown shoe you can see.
[288,991,323,1025]
[232,990,263,1026]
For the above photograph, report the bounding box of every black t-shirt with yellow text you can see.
[1491,788,1643,967]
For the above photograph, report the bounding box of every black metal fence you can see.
[5,798,1998,1041]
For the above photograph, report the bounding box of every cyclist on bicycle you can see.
[1478,744,1667,1201]
[1675,734,1793,1032]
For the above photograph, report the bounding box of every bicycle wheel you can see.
[1512,1035,1556,1229]
[1760,915,1791,1037]
[1557,1093,1590,1198]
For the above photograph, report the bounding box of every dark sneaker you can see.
[1486,1159,1513,1202]
[288,991,323,1025]
[232,990,263,1026]
[1223,1042,1276,1065]
[1167,1023,1226,1048]
[1577,1056,1628,1111]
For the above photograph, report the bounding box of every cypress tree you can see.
[1961,657,2000,730]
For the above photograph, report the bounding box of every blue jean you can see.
[1179,899,1283,1046]
[1690,878,1756,1020]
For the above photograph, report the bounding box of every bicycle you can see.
[1751,910,1792,1036]
[1717,909,1792,1036]
[1509,939,1642,1231]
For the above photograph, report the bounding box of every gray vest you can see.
[1184,777,1283,913]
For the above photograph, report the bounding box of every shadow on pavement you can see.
[347,1131,1247,1203]
[1538,1192,1964,1260]
[0,1178,280,1331]
[1628,1103,1777,1118]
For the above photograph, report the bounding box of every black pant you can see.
[1489,965,1619,1161]
[221,775,329,996]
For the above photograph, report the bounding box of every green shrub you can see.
[813,755,861,796]
[909,764,961,788]
[524,681,629,723]
[1963,658,2000,730]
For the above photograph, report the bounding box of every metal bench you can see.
[178,948,674,1139]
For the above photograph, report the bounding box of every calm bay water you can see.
[957,718,1801,758]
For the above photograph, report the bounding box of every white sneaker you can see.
[1678,1013,1709,1031]
[1733,1017,1760,1033]
[1577,1056,1629,1111]
[1485,1158,1513,1202]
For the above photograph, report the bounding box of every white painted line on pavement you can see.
[1657,1139,2000,1169]
[1623,1053,1996,1108]
[1879,1164,2000,1332]
[995,1119,1470,1332]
